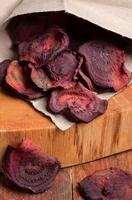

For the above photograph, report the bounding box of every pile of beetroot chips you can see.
[0,25,131,123]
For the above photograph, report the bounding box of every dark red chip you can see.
[5,60,44,99]
[79,40,132,91]
[30,51,83,91]
[6,14,46,45]
[2,139,61,194]
[18,26,69,67]
[48,83,108,123]
[0,60,11,85]
[45,51,82,82]
[78,168,132,200]
[7,12,69,45]
[78,69,96,91]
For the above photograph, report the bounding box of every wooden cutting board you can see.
[0,84,132,167]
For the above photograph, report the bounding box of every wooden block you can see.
[0,169,72,200]
[0,84,132,167]
[72,150,132,200]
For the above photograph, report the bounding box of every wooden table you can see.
[0,149,132,200]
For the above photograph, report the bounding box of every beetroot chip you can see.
[7,15,47,44]
[2,139,61,194]
[45,51,82,82]
[5,60,44,99]
[30,66,53,92]
[30,51,83,91]
[0,60,11,85]
[78,69,96,91]
[79,40,132,91]
[48,83,108,123]
[18,26,69,67]
[78,168,132,200]
[7,12,69,45]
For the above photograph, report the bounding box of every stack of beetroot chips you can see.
[0,13,131,123]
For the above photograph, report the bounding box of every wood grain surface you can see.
[0,84,132,167]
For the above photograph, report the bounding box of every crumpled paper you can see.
[0,0,132,130]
